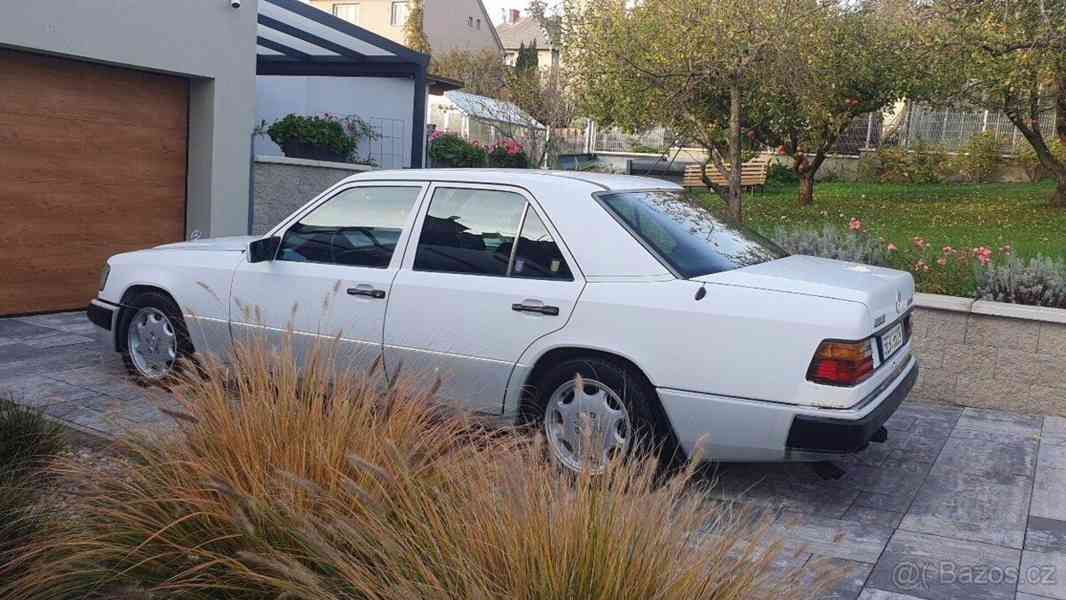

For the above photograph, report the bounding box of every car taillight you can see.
[807,339,875,386]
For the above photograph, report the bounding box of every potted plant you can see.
[266,114,376,163]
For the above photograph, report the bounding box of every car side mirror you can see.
[248,236,281,263]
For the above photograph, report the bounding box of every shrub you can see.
[428,131,488,167]
[976,255,1066,308]
[487,138,531,168]
[888,238,999,297]
[1018,138,1066,183]
[856,144,946,184]
[765,162,799,186]
[2,337,836,600]
[774,224,890,266]
[267,114,375,163]
[952,132,1004,183]
[0,399,67,558]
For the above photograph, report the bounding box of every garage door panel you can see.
[0,113,187,187]
[0,50,188,133]
[0,49,188,315]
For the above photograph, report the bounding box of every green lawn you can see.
[699,181,1065,260]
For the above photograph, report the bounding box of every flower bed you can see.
[428,131,531,168]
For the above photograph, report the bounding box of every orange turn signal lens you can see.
[807,339,875,386]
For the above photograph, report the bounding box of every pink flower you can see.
[976,246,993,266]
[914,259,930,272]
[886,243,898,252]
[942,246,954,254]
[912,237,927,250]
[848,217,863,232]
[937,257,948,267]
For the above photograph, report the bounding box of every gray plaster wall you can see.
[252,157,374,235]
[0,0,259,238]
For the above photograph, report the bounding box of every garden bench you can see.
[683,154,773,192]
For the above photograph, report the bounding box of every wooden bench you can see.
[683,154,772,192]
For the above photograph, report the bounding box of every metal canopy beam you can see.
[258,14,365,61]
[256,36,312,61]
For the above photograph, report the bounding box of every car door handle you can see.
[512,303,560,316]
[347,287,386,299]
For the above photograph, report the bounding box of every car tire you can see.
[527,355,682,474]
[120,291,194,387]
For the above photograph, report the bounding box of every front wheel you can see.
[121,292,193,385]
[529,356,679,474]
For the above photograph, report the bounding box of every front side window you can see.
[278,186,421,268]
[390,1,408,26]
[332,2,360,24]
[597,190,786,278]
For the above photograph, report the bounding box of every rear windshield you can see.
[597,190,787,278]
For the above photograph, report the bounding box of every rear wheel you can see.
[120,291,193,385]
[528,355,679,474]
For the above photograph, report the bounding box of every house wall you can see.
[310,0,500,52]
[255,75,415,170]
[252,156,374,235]
[0,0,259,238]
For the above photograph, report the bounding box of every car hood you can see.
[154,236,258,252]
[695,255,915,324]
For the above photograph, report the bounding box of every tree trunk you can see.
[1054,175,1066,209]
[727,81,743,223]
[798,172,815,206]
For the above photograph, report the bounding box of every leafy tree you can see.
[919,0,1066,207]
[515,41,540,73]
[749,2,921,206]
[404,0,432,54]
[565,0,807,222]
[432,49,510,98]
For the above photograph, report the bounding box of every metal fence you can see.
[898,104,1056,154]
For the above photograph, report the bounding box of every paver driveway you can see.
[1,311,1065,600]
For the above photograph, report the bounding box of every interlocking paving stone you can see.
[1026,517,1066,553]
[21,333,95,349]
[16,312,99,336]
[708,463,863,518]
[800,556,873,600]
[941,428,1039,480]
[47,365,151,402]
[1032,466,1066,523]
[773,511,894,563]
[0,374,100,408]
[1038,432,1066,472]
[899,468,1032,548]
[843,505,905,529]
[1016,592,1058,600]
[867,530,1021,600]
[854,491,917,514]
[1018,550,1066,599]
[1047,417,1066,436]
[0,319,55,339]
[955,408,1043,437]
[857,588,928,600]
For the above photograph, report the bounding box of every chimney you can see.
[509,9,520,23]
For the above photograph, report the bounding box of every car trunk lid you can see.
[694,255,915,328]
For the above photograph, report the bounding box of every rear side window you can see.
[414,187,573,279]
[278,186,421,268]
[597,190,786,278]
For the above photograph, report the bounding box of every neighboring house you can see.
[497,13,558,70]
[308,0,503,53]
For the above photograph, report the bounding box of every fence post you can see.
[981,110,990,133]
[864,113,874,150]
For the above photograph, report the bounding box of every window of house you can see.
[476,18,481,30]
[390,1,408,26]
[278,186,421,268]
[332,2,360,24]
[467,16,474,27]
[414,188,571,279]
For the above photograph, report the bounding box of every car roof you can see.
[344,168,681,193]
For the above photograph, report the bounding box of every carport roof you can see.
[256,0,428,68]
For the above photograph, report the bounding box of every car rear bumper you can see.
[657,354,918,462]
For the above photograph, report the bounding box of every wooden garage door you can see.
[0,49,188,315]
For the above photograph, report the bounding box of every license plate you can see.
[880,322,905,359]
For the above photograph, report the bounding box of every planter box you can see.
[910,293,1066,417]
[280,141,349,163]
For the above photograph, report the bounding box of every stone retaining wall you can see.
[910,293,1066,417]
[252,155,374,235]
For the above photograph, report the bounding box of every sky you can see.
[481,0,526,24]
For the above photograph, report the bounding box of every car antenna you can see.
[695,285,707,301]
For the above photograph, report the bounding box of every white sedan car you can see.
[88,170,917,472]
